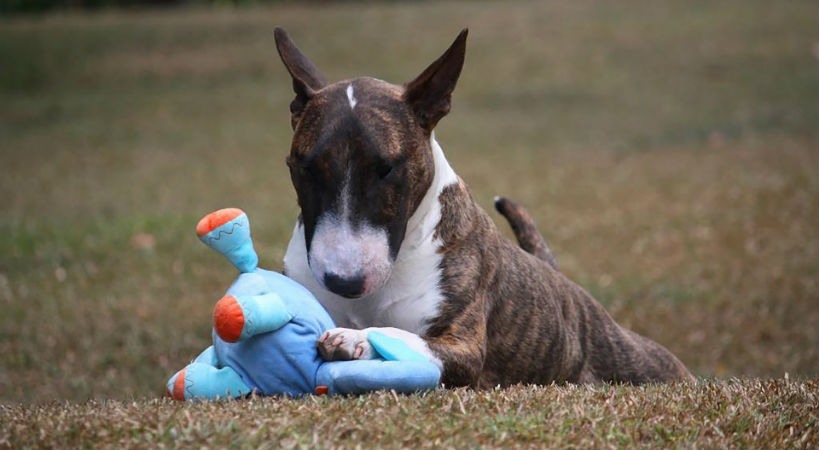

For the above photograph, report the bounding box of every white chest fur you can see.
[283,134,459,335]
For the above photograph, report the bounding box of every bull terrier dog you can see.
[274,28,694,387]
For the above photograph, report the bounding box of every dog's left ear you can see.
[274,27,328,129]
[404,28,468,131]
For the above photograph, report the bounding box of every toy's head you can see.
[197,208,258,273]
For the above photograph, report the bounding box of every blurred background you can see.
[1,0,816,403]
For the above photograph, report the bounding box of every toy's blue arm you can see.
[315,360,440,395]
[368,331,431,362]
[311,331,441,395]
[214,292,294,341]
[207,273,296,342]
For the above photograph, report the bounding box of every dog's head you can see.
[274,28,467,299]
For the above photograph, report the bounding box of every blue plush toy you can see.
[166,208,441,400]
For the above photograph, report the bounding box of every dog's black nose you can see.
[324,273,366,298]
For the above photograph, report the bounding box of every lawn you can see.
[0,0,817,447]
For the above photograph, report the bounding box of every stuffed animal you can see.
[166,208,441,400]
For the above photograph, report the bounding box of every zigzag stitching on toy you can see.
[206,222,244,242]
[185,370,195,395]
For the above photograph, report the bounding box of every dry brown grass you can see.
[2,380,817,449]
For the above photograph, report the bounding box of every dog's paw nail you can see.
[316,328,373,361]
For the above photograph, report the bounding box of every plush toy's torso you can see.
[213,269,334,396]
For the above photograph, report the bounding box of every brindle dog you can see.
[274,28,694,387]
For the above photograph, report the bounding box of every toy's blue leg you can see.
[167,362,252,401]
[315,360,441,396]
[213,293,293,342]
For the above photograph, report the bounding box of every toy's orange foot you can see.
[196,208,245,237]
[169,367,187,401]
[196,208,258,273]
[213,295,245,343]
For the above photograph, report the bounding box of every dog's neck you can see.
[403,132,460,250]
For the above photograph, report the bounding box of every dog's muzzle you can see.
[308,216,393,299]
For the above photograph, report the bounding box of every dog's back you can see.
[426,181,694,387]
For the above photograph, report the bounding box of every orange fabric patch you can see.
[196,208,244,237]
[213,295,245,343]
[172,368,187,401]
[315,385,328,395]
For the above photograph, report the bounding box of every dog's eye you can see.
[287,157,312,179]
[376,163,393,180]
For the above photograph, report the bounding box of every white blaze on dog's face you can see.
[305,164,394,298]
[274,28,468,299]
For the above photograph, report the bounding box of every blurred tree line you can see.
[1,0,319,14]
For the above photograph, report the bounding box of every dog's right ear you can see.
[274,27,328,129]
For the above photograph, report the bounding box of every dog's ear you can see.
[274,27,328,129]
[404,28,468,131]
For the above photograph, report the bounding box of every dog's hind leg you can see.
[494,197,558,269]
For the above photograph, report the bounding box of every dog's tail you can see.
[494,197,558,270]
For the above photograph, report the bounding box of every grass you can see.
[0,0,817,447]
[1,380,816,449]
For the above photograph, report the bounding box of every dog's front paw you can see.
[317,328,374,361]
